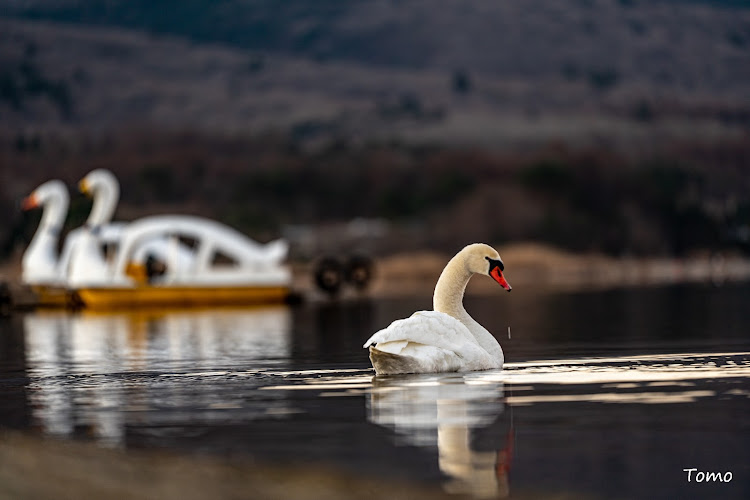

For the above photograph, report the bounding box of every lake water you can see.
[0,283,749,499]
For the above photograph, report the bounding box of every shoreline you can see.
[365,243,750,298]
[4,243,750,306]
[0,429,456,500]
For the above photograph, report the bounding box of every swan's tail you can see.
[261,239,288,263]
[369,346,415,375]
[369,345,462,375]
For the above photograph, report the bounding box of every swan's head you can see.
[21,180,68,211]
[79,169,120,226]
[79,168,119,198]
[462,243,512,292]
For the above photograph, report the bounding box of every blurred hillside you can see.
[2,1,750,140]
[6,0,750,86]
[1,1,749,260]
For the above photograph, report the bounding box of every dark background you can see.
[2,0,750,259]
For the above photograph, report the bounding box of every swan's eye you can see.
[485,256,504,271]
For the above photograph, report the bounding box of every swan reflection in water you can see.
[23,306,292,445]
[368,372,513,499]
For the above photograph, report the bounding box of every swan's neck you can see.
[30,192,68,254]
[433,251,504,364]
[38,193,67,233]
[87,180,119,227]
[433,253,472,319]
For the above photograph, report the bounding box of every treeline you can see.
[2,130,749,258]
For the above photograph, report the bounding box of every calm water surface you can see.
[1,283,749,499]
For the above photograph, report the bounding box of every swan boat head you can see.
[79,168,120,227]
[21,180,69,285]
[22,179,69,215]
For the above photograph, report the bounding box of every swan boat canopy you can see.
[74,214,291,309]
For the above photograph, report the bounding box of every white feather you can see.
[364,311,499,374]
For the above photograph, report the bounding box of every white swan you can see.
[364,243,511,375]
[21,180,69,286]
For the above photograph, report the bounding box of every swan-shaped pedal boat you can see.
[364,243,511,375]
[69,170,289,309]
[22,169,290,309]
[74,214,291,309]
[20,170,196,306]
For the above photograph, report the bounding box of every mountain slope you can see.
[5,0,750,88]
[1,0,749,146]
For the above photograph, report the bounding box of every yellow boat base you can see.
[76,285,291,310]
[30,286,74,308]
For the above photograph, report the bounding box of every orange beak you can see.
[490,267,512,291]
[21,193,39,211]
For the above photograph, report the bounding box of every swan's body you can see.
[57,223,127,281]
[364,243,511,375]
